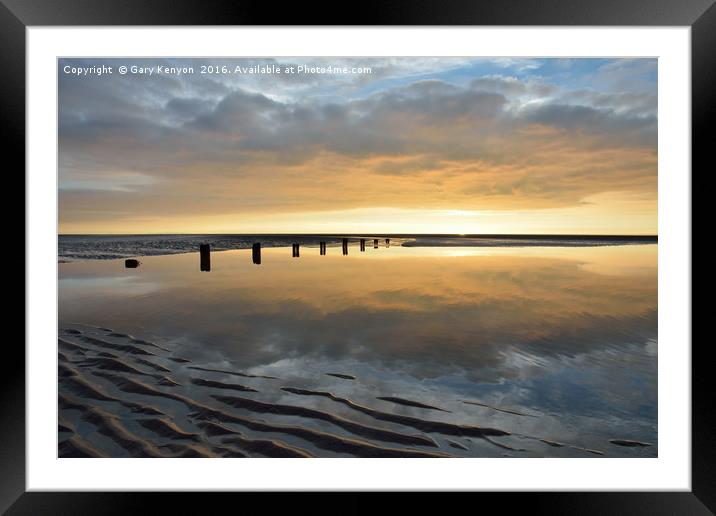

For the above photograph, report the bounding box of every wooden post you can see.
[385,238,390,247]
[292,243,300,257]
[124,259,140,268]
[200,244,211,271]
[320,242,326,255]
[342,238,348,255]
[373,239,379,248]
[252,242,261,265]
[360,238,365,251]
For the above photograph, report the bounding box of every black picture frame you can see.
[4,0,707,513]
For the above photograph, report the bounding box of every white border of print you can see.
[27,27,690,491]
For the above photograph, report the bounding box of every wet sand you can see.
[59,326,457,458]
[58,324,651,458]
[58,245,658,458]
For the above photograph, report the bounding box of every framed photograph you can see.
[6,0,708,512]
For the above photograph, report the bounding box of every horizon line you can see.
[58,232,658,238]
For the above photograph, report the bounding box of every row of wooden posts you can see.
[196,238,391,271]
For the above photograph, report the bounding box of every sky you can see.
[58,57,657,235]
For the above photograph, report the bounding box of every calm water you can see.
[58,242,657,458]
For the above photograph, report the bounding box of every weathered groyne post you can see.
[342,238,348,255]
[385,238,390,247]
[200,244,211,271]
[252,242,261,265]
[292,243,300,257]
[373,239,379,249]
[319,242,326,255]
[125,259,140,268]
[360,238,366,252]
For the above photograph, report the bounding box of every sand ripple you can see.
[58,325,622,458]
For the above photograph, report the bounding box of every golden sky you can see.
[59,58,657,235]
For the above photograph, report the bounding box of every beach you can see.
[58,238,657,458]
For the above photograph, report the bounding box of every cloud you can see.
[470,75,556,98]
[58,57,658,231]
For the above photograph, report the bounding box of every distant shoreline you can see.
[58,234,657,262]
[59,233,658,240]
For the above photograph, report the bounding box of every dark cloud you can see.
[165,97,214,120]
[520,102,656,146]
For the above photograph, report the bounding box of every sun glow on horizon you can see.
[59,192,657,236]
